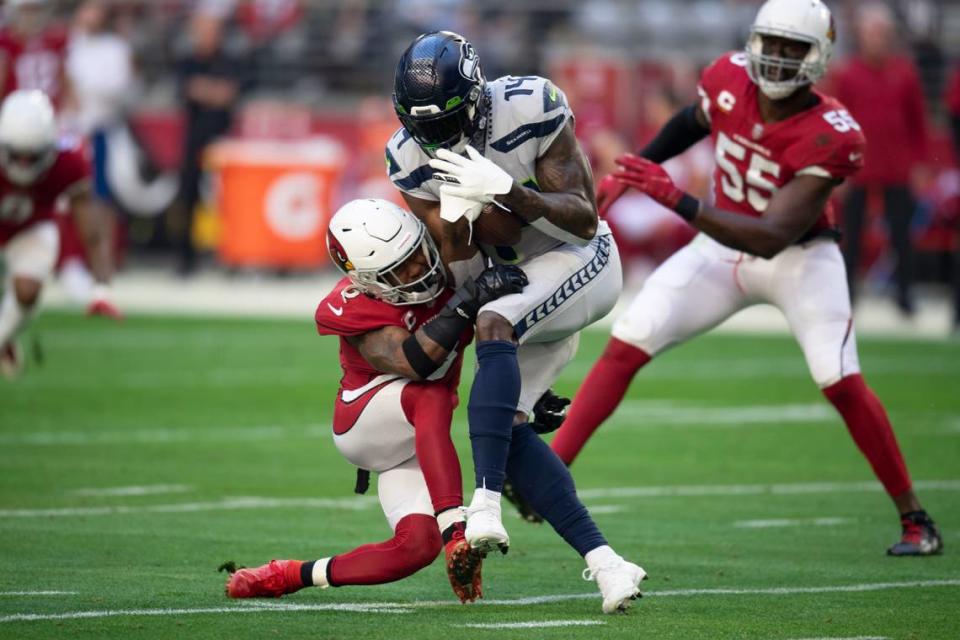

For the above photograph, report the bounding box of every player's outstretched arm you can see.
[349,265,528,381]
[613,154,837,259]
[498,121,599,243]
[596,102,710,216]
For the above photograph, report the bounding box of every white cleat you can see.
[583,557,646,614]
[0,341,22,380]
[465,489,510,556]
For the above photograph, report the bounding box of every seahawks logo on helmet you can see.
[459,41,480,81]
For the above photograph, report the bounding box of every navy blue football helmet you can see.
[393,31,486,153]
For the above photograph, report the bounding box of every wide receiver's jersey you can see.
[698,52,866,237]
[386,75,609,264]
[0,25,69,106]
[315,278,472,393]
[0,141,90,245]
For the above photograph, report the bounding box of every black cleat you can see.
[887,511,943,556]
[502,477,543,524]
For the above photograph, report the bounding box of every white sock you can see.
[311,557,331,588]
[585,545,619,572]
[437,507,465,534]
[0,288,28,347]
[470,487,502,510]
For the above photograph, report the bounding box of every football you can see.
[471,204,524,246]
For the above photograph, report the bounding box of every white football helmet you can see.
[0,90,57,186]
[746,0,835,100]
[326,198,446,305]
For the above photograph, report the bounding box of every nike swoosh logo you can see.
[327,303,344,316]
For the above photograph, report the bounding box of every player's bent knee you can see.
[12,277,42,308]
[476,311,515,342]
[394,513,443,574]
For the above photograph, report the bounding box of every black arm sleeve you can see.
[639,104,710,163]
[402,334,443,380]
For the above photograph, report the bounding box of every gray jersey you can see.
[386,75,607,264]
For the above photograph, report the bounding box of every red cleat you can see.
[444,523,483,603]
[223,560,305,598]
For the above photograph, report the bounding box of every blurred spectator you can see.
[832,3,929,315]
[172,8,249,275]
[0,0,70,107]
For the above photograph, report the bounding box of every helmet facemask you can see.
[0,145,55,186]
[395,81,484,156]
[746,31,825,100]
[347,224,446,306]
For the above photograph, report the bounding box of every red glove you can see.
[612,153,684,210]
[595,174,628,217]
[87,285,123,321]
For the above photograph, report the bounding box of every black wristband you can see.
[675,193,700,221]
[402,334,441,379]
[422,307,470,351]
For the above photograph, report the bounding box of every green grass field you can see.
[1,311,958,639]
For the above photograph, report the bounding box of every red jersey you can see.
[0,141,90,245]
[0,25,69,106]
[698,52,865,237]
[315,278,472,394]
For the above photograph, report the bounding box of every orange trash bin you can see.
[207,137,346,269]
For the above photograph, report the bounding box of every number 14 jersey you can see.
[698,52,866,238]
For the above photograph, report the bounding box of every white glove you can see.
[429,145,514,206]
[438,183,484,223]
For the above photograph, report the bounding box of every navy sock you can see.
[468,340,521,493]
[506,423,607,556]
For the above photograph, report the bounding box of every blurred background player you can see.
[0,0,70,105]
[225,198,527,603]
[831,2,929,315]
[946,60,960,333]
[550,0,942,556]
[0,89,118,379]
[388,32,645,613]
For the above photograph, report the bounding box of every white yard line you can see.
[464,620,605,629]
[734,517,854,529]
[0,496,379,518]
[0,603,411,623]
[0,425,324,446]
[785,637,888,640]
[608,402,835,426]
[575,479,960,500]
[70,485,192,497]
[3,480,959,519]
[0,591,77,597]
[3,580,959,624]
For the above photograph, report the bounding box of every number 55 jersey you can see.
[698,52,866,239]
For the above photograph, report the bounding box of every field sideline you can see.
[0,311,958,639]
